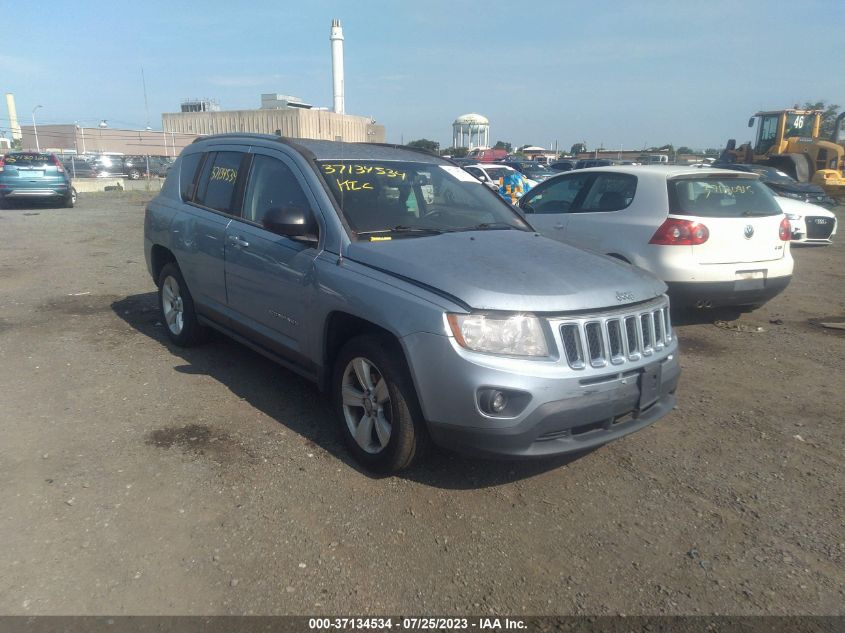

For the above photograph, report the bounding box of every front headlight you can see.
[786,213,802,221]
[446,313,549,357]
[781,192,802,200]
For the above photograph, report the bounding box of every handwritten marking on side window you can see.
[336,179,374,191]
[210,166,238,184]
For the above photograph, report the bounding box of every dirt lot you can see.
[0,192,842,616]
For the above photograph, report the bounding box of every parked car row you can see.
[144,135,681,473]
[60,154,174,179]
[142,136,839,474]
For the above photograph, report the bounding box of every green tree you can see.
[446,146,469,158]
[493,140,512,152]
[801,101,840,138]
[677,146,695,155]
[406,138,439,153]
[570,142,586,155]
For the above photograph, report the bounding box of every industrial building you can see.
[162,106,384,143]
[161,20,385,144]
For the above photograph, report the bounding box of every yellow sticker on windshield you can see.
[369,236,392,241]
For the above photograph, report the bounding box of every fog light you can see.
[491,391,508,413]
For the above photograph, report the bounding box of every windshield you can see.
[668,177,782,218]
[4,153,53,167]
[748,166,795,184]
[483,167,512,181]
[523,164,550,174]
[318,160,530,237]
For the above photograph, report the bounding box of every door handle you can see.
[228,235,249,248]
[554,223,565,230]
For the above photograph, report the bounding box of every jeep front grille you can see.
[558,300,672,369]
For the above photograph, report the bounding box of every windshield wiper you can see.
[446,222,525,232]
[357,225,445,237]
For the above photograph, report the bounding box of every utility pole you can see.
[31,105,43,152]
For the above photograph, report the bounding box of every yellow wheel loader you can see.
[721,109,845,201]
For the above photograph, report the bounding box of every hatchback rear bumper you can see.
[1,187,68,199]
[666,275,791,309]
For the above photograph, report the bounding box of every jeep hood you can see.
[345,230,666,312]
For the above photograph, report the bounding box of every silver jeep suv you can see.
[144,135,680,472]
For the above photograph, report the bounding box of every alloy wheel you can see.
[341,357,392,454]
[161,275,185,336]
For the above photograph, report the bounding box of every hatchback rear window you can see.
[668,177,781,217]
[5,153,52,167]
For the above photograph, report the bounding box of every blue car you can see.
[0,152,76,208]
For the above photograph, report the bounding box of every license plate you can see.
[638,362,662,411]
[814,218,829,225]
[735,269,765,291]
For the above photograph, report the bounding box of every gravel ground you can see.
[0,192,842,615]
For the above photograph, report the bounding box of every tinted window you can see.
[521,173,592,214]
[579,173,637,211]
[4,153,52,167]
[668,177,782,218]
[179,153,203,201]
[195,151,243,213]
[242,155,313,226]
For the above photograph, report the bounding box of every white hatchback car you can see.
[519,166,794,310]
[774,196,838,244]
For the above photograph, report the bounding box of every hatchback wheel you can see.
[334,335,428,473]
[128,168,141,180]
[157,262,208,346]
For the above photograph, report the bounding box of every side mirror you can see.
[262,207,318,244]
[748,117,755,128]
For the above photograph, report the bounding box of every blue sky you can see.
[3,0,843,151]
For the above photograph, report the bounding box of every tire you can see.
[63,188,76,208]
[157,262,208,346]
[128,168,141,180]
[333,334,428,473]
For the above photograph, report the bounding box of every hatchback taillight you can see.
[0,155,5,173]
[649,218,709,245]
[779,216,791,241]
[51,155,65,174]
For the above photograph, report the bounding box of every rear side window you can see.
[668,177,781,217]
[579,173,637,211]
[194,151,245,213]
[179,153,203,201]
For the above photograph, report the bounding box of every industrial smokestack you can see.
[5,93,21,140]
[330,18,345,115]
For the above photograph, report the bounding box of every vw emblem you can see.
[743,225,754,239]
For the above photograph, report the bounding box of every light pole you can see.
[31,105,43,152]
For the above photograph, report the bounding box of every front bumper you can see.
[666,275,791,308]
[402,328,680,458]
